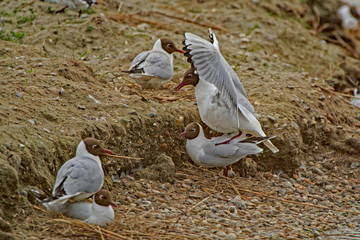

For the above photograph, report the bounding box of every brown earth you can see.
[0,0,359,239]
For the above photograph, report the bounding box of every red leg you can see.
[56,5,69,14]
[215,131,242,146]
[223,166,230,177]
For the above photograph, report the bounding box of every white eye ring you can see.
[99,195,105,199]
[92,145,98,149]
[192,129,195,132]
[188,74,192,77]
[167,43,171,47]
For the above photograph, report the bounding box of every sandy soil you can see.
[0,0,359,239]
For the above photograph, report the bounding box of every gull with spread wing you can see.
[176,29,278,153]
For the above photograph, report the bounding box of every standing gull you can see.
[176,29,279,153]
[179,122,272,176]
[44,138,114,206]
[122,38,184,89]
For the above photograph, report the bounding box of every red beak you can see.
[110,201,118,208]
[101,148,115,155]
[178,131,186,138]
[175,48,184,54]
[175,80,188,91]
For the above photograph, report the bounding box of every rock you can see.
[325,185,335,191]
[58,87,64,95]
[148,112,157,118]
[231,195,246,210]
[224,233,237,240]
[350,162,359,169]
[77,105,86,110]
[15,92,23,98]
[284,181,293,188]
[28,119,37,125]
[217,231,227,237]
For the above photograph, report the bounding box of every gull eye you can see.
[167,43,171,47]
[92,144,99,149]
[99,195,105,199]
[188,74,192,78]
[191,128,195,132]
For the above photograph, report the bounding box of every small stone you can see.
[350,162,359,169]
[287,86,294,89]
[284,181,293,188]
[77,105,86,110]
[15,92,23,98]
[121,104,129,108]
[267,115,276,122]
[58,87,64,95]
[231,195,246,210]
[319,95,325,101]
[28,119,37,125]
[148,112,157,118]
[130,110,138,116]
[18,143,25,148]
[217,231,227,237]
[50,72,57,76]
[325,185,335,191]
[43,128,50,133]
[224,233,237,240]
[20,190,28,197]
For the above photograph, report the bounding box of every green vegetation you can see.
[0,30,26,44]
[0,10,11,17]
[78,50,89,58]
[86,25,94,32]
[82,8,96,15]
[17,15,36,25]
[246,24,259,36]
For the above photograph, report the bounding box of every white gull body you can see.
[181,29,279,153]
[44,190,116,226]
[125,38,183,88]
[46,138,113,206]
[180,122,266,168]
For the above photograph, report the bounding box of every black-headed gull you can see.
[179,122,272,176]
[176,29,279,153]
[45,138,114,206]
[123,38,184,88]
[40,0,97,17]
[44,189,117,226]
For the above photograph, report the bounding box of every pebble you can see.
[16,91,23,98]
[350,162,359,169]
[28,119,37,125]
[284,181,293,188]
[325,185,335,191]
[121,104,129,108]
[224,233,237,240]
[148,112,157,118]
[217,231,227,237]
[267,115,276,122]
[77,105,86,110]
[58,88,64,95]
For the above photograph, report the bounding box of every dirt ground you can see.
[0,0,359,239]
